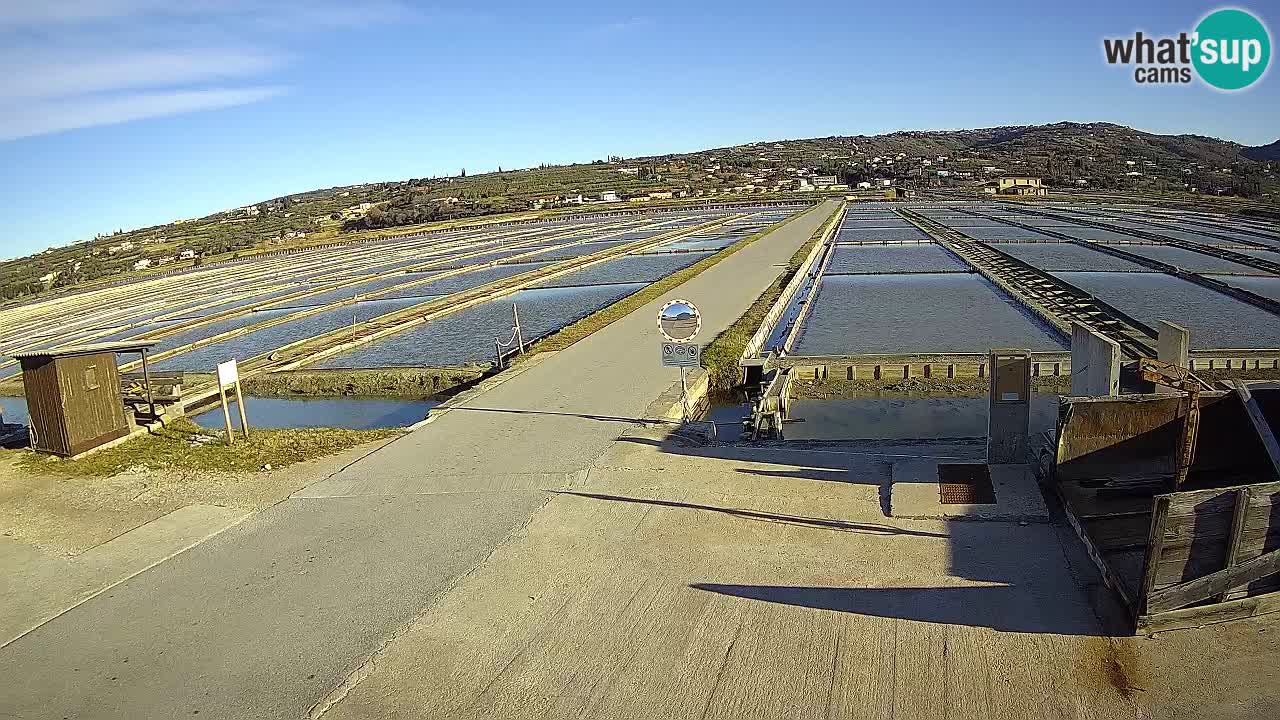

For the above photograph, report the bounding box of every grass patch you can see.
[699,203,842,395]
[526,203,829,355]
[18,419,400,478]
[242,367,487,399]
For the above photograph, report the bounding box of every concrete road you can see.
[317,427,1280,720]
[0,201,837,720]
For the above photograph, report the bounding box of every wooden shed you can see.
[13,341,157,458]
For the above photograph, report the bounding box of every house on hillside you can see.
[985,175,1048,196]
[133,258,152,271]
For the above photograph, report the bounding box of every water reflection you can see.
[192,396,437,431]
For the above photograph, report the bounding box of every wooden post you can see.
[234,379,250,439]
[513,303,524,354]
[1217,488,1251,602]
[140,348,157,419]
[1138,496,1171,617]
[219,385,234,446]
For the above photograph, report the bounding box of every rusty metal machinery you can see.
[1137,358,1213,489]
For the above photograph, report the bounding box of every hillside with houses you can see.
[3,121,1276,305]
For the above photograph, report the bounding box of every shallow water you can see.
[989,242,1147,272]
[314,282,647,368]
[826,244,969,274]
[1054,271,1280,349]
[791,273,1067,355]
[957,226,1059,241]
[1203,275,1280,303]
[191,396,437,430]
[785,394,1060,441]
[0,396,29,426]
[536,252,711,287]
[834,226,928,242]
[1115,244,1271,275]
[154,297,425,372]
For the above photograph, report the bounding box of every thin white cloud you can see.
[0,48,284,101]
[0,0,418,31]
[0,0,414,140]
[589,17,655,36]
[0,86,286,141]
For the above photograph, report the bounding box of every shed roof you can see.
[11,341,157,361]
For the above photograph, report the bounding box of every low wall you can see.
[775,352,1071,383]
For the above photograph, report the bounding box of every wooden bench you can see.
[120,372,185,404]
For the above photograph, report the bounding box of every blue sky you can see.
[1,0,1277,258]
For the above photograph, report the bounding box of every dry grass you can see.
[18,419,399,477]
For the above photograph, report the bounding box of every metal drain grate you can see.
[937,463,996,504]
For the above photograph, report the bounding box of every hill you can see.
[2,121,1277,306]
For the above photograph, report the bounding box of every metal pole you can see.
[679,367,689,424]
[513,303,524,354]
[495,339,503,369]
[140,348,157,419]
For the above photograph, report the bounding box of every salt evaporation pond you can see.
[791,273,1066,355]
[826,244,969,274]
[1053,271,1280,349]
[315,282,647,368]
[154,297,425,371]
[989,242,1147,272]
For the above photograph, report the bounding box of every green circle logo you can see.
[1193,8,1271,90]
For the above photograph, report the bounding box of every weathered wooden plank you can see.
[1083,513,1155,552]
[1231,380,1280,481]
[1054,481,1137,615]
[1218,489,1252,602]
[1146,547,1280,613]
[1152,524,1280,589]
[1138,497,1170,615]
[1159,480,1280,513]
[1137,590,1280,634]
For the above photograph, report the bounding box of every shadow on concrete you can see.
[735,467,860,483]
[552,490,947,538]
[445,406,669,426]
[616,433,982,491]
[689,582,1103,635]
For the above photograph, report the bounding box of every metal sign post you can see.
[658,299,703,425]
[216,359,250,445]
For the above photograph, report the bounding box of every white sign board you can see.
[661,342,701,368]
[658,299,701,343]
[216,359,239,388]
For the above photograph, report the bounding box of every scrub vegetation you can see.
[16,419,399,477]
[239,367,487,399]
